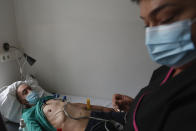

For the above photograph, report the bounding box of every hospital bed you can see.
[0,76,112,131]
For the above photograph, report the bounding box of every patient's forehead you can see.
[17,84,32,96]
[17,84,29,92]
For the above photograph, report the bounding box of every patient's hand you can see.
[71,103,114,112]
[67,103,114,112]
[112,94,133,112]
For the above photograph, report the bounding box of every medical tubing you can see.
[89,121,104,131]
[124,112,127,124]
[104,121,109,131]
[63,103,124,131]
[11,46,26,80]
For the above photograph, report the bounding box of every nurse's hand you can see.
[112,94,133,112]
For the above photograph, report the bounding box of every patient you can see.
[16,83,117,131]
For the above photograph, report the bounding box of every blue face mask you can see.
[26,91,40,105]
[145,18,196,67]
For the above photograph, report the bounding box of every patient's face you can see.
[17,84,32,104]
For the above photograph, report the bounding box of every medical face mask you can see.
[145,18,196,67]
[26,91,40,105]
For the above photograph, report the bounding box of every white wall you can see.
[14,0,159,99]
[0,0,20,87]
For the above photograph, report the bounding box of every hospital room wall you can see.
[0,0,20,87]
[13,0,159,99]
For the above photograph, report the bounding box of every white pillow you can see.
[0,76,50,123]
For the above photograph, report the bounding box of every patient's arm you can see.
[90,105,113,112]
[69,103,113,112]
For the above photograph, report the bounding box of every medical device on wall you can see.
[1,42,36,80]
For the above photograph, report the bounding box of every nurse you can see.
[112,0,196,130]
